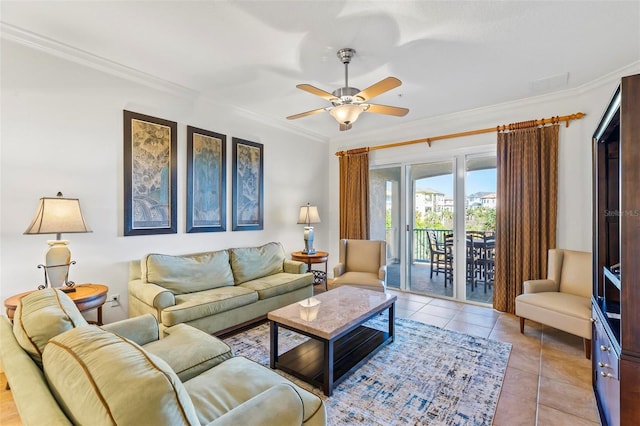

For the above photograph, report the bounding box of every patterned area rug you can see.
[224,316,511,425]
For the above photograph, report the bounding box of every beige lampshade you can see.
[297,204,321,226]
[24,194,92,240]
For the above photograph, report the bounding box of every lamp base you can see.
[302,226,316,254]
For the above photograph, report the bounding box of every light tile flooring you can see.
[0,289,600,425]
[387,289,600,425]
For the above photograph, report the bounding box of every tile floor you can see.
[387,289,600,425]
[0,289,601,425]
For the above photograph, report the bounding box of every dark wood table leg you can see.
[323,338,334,396]
[389,303,395,342]
[97,306,103,326]
[270,321,278,369]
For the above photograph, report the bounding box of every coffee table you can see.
[268,286,396,396]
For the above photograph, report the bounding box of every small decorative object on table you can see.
[298,297,321,321]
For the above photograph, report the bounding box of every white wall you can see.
[327,63,640,266]
[0,39,330,323]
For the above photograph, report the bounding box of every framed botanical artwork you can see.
[123,110,177,236]
[186,126,226,233]
[232,138,264,231]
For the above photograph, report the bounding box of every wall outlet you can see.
[109,294,120,307]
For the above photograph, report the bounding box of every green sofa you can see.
[129,242,314,336]
[0,288,326,425]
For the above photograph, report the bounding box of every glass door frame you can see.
[371,147,496,305]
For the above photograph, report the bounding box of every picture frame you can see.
[123,110,177,236]
[232,137,264,231]
[186,126,226,233]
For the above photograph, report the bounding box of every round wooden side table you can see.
[291,251,329,291]
[4,284,109,325]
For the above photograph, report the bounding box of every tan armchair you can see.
[332,239,387,292]
[515,248,592,358]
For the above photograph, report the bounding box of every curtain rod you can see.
[334,112,586,157]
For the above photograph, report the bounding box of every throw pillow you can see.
[143,250,234,294]
[12,288,88,367]
[43,326,200,426]
[229,242,285,284]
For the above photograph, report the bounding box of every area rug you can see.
[224,316,511,425]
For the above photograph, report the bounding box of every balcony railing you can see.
[410,229,495,262]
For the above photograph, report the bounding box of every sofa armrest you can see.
[129,279,175,309]
[334,263,345,277]
[101,314,159,346]
[207,383,303,426]
[524,279,559,294]
[0,317,72,425]
[284,259,306,274]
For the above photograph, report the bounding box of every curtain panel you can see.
[494,125,559,313]
[338,151,370,240]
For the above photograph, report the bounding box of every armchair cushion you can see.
[229,242,285,284]
[143,250,234,294]
[12,288,88,367]
[516,248,593,354]
[558,250,592,297]
[43,326,200,426]
[345,239,384,274]
[333,239,387,292]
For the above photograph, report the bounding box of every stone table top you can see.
[267,286,396,340]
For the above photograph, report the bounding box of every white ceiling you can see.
[2,1,639,140]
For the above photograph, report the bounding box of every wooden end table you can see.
[4,284,109,325]
[291,251,329,291]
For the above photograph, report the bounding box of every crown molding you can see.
[1,22,199,99]
[1,22,329,144]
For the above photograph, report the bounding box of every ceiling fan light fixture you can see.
[329,103,367,126]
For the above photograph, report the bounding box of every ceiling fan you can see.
[287,48,409,131]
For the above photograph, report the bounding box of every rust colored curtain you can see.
[494,125,559,313]
[338,150,370,239]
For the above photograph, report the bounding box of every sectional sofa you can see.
[0,288,326,425]
[128,242,314,335]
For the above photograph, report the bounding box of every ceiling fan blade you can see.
[366,103,409,117]
[286,108,327,120]
[296,84,338,101]
[339,122,352,131]
[354,77,402,101]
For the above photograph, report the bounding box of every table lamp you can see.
[24,192,92,291]
[297,203,320,254]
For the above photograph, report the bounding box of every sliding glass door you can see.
[369,166,401,290]
[370,153,496,305]
[408,161,454,297]
[463,155,496,304]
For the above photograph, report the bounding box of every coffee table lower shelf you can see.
[271,323,393,396]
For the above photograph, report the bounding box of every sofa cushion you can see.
[12,288,88,367]
[229,242,285,284]
[143,250,234,294]
[43,326,200,426]
[161,286,258,327]
[144,324,234,382]
[184,356,324,425]
[240,272,313,300]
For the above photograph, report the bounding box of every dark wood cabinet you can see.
[592,73,640,426]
